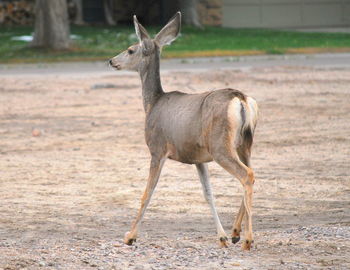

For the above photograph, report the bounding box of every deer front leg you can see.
[124,156,166,245]
[196,163,228,248]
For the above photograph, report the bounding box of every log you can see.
[0,0,34,26]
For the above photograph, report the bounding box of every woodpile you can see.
[198,0,222,26]
[0,0,224,27]
[0,0,34,25]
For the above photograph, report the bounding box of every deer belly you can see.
[167,143,213,164]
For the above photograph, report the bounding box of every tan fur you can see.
[110,12,259,250]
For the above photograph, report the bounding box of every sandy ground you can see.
[0,64,349,270]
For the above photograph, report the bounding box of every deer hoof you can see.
[219,236,229,248]
[232,235,240,244]
[124,232,136,245]
[242,239,254,251]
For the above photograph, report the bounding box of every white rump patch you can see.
[227,96,259,146]
[227,97,242,126]
[227,97,243,146]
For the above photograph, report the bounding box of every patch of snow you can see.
[11,35,33,42]
[11,34,81,42]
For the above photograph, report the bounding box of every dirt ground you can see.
[0,64,349,270]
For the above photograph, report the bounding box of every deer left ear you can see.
[133,15,150,42]
[154,12,181,47]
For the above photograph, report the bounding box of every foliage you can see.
[0,25,350,63]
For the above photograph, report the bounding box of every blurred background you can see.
[1,1,350,269]
[0,0,350,62]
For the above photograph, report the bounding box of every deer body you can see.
[109,12,258,250]
[147,91,214,164]
[146,89,256,165]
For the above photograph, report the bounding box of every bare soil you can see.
[0,66,349,270]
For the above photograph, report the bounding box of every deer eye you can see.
[127,49,134,55]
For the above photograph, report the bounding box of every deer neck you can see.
[139,50,164,112]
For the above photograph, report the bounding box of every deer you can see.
[109,12,258,250]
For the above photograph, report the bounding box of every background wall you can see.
[222,0,350,28]
[2,0,350,28]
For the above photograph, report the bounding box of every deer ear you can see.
[154,12,181,47]
[133,15,150,42]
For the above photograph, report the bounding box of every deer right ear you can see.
[133,15,150,42]
[154,12,181,47]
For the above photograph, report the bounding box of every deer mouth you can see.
[112,64,122,70]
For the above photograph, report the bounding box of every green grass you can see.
[1,25,350,63]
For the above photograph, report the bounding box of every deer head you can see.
[109,12,181,72]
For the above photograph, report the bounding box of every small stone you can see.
[91,83,118,89]
[32,128,41,137]
[133,264,145,270]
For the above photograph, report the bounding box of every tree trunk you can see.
[179,0,202,28]
[31,0,70,50]
[73,0,84,25]
[104,0,116,25]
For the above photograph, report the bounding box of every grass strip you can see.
[0,25,349,63]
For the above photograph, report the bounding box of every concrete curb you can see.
[1,53,350,76]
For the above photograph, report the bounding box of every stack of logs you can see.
[0,0,35,25]
[0,0,224,26]
[198,0,222,26]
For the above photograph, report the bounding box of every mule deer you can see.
[109,12,258,250]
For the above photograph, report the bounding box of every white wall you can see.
[223,0,350,28]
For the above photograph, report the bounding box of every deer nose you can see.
[109,59,113,66]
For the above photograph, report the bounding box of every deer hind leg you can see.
[232,146,252,244]
[196,163,228,248]
[212,149,255,251]
[124,156,166,245]
[232,199,244,244]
